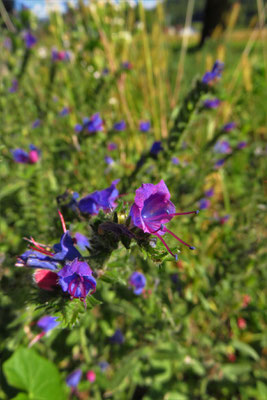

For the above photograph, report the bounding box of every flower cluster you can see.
[202,61,224,85]
[12,145,41,164]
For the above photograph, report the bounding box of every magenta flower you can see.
[57,259,96,300]
[203,98,221,109]
[86,370,96,383]
[129,271,146,295]
[113,120,126,131]
[107,142,117,151]
[78,180,119,215]
[51,48,70,62]
[202,61,224,85]
[130,180,198,258]
[139,121,150,132]
[66,369,82,388]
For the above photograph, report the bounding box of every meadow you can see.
[0,2,267,399]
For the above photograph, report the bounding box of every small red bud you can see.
[237,317,247,330]
[33,269,58,291]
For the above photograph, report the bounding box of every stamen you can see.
[28,331,45,347]
[58,209,67,233]
[163,227,195,250]
[155,233,176,258]
[146,210,199,222]
[29,246,55,257]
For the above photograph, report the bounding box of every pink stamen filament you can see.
[29,246,55,257]
[145,210,198,222]
[29,331,45,347]
[163,227,195,250]
[154,233,176,258]
[58,209,67,233]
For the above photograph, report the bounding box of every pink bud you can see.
[227,353,236,363]
[28,150,39,164]
[242,294,251,308]
[34,269,58,291]
[237,317,247,330]
[86,370,96,383]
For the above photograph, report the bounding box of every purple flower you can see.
[110,329,124,344]
[74,233,90,251]
[32,119,41,129]
[99,361,109,372]
[237,141,247,149]
[171,157,180,165]
[222,122,236,132]
[9,79,18,93]
[129,271,146,295]
[12,145,41,164]
[23,31,37,49]
[4,37,12,50]
[51,48,70,62]
[113,120,126,131]
[121,61,132,70]
[102,67,109,75]
[16,249,59,271]
[130,180,198,258]
[214,140,231,154]
[107,142,117,151]
[74,124,83,133]
[58,259,96,300]
[220,214,230,224]
[37,316,60,333]
[150,141,163,156]
[202,60,224,85]
[104,156,114,165]
[85,113,103,133]
[215,158,225,168]
[53,231,81,262]
[78,180,119,215]
[203,99,221,109]
[59,107,69,116]
[205,188,214,197]
[139,121,150,132]
[66,369,82,388]
[199,198,211,210]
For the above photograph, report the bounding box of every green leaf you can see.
[12,394,30,400]
[232,340,259,361]
[3,348,65,400]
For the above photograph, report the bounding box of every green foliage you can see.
[3,348,65,400]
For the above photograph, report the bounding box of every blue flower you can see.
[74,124,83,133]
[109,329,124,344]
[150,141,163,156]
[203,98,221,109]
[129,271,146,295]
[37,316,60,333]
[58,259,96,299]
[66,369,82,388]
[59,107,70,116]
[139,121,150,132]
[78,180,119,215]
[32,119,41,129]
[222,122,236,132]
[9,79,18,93]
[74,233,90,251]
[171,157,180,165]
[53,231,81,261]
[204,188,214,197]
[104,156,114,165]
[24,31,37,49]
[202,61,224,85]
[113,120,126,131]
[215,158,225,168]
[199,198,211,210]
[85,113,103,133]
[214,140,231,154]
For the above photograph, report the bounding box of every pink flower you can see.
[237,317,247,330]
[86,370,96,383]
